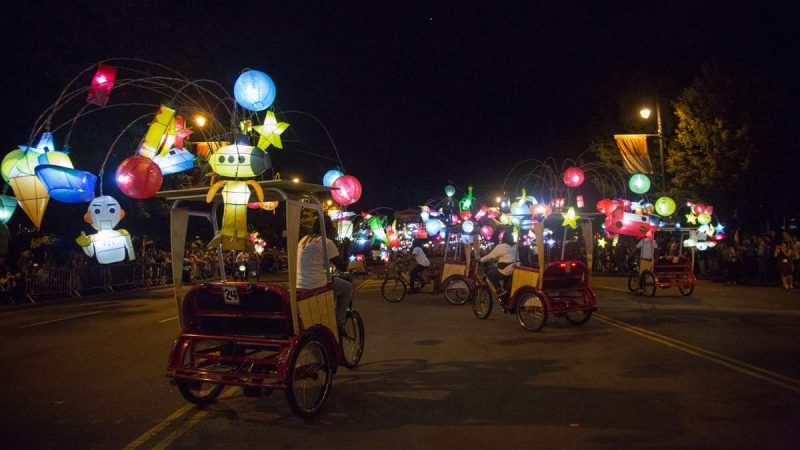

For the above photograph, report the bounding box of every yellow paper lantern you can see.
[207,180,264,251]
[8,175,50,229]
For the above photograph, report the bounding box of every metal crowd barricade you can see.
[24,266,74,302]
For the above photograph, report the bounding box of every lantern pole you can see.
[656,104,666,193]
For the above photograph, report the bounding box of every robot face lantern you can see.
[85,195,124,231]
[209,144,271,178]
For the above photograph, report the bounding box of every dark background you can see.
[1,1,797,240]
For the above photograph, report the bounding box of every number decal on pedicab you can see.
[223,285,240,305]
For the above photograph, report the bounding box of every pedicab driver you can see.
[636,236,657,275]
[297,213,352,331]
[480,231,517,300]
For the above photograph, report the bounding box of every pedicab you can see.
[439,233,482,305]
[628,227,697,297]
[160,180,365,418]
[472,219,598,332]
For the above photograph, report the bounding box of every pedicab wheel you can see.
[679,284,694,296]
[341,310,365,368]
[444,277,471,305]
[285,335,333,418]
[516,290,548,332]
[381,277,406,303]
[640,271,657,297]
[177,380,224,405]
[471,285,493,319]
[565,310,593,325]
[627,272,640,292]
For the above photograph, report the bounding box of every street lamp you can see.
[640,104,665,192]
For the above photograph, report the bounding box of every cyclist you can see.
[480,230,517,300]
[408,238,430,293]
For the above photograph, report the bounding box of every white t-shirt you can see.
[412,247,430,267]
[481,243,518,276]
[636,238,657,260]
[296,236,340,289]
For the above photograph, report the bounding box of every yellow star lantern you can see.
[685,213,697,224]
[561,207,579,229]
[597,237,607,248]
[252,111,289,150]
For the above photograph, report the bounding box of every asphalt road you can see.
[1,276,799,449]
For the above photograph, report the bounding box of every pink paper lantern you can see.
[115,156,163,199]
[480,225,494,239]
[563,166,585,187]
[331,174,362,206]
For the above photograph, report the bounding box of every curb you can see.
[0,283,181,314]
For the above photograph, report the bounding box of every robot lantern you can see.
[75,195,135,264]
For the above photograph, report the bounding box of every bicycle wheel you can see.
[285,336,333,418]
[177,380,224,405]
[564,309,593,325]
[341,310,365,368]
[443,277,471,305]
[516,290,548,332]
[640,271,657,297]
[472,284,493,319]
[381,276,407,302]
[679,283,694,296]
[627,272,640,292]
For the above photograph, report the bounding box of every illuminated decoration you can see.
[563,166,584,187]
[252,111,289,150]
[37,149,73,168]
[480,225,493,239]
[697,212,712,225]
[233,69,276,111]
[115,156,163,199]
[152,148,195,175]
[629,173,651,194]
[207,179,264,251]
[499,213,510,225]
[247,200,279,211]
[0,195,17,224]
[612,235,619,247]
[420,210,430,223]
[20,132,56,154]
[1,149,25,182]
[605,208,659,239]
[86,63,117,107]
[194,141,226,160]
[425,219,443,236]
[462,220,474,234]
[7,148,49,229]
[576,195,584,208]
[445,185,456,197]
[34,166,97,203]
[208,144,270,178]
[530,203,552,220]
[367,215,388,245]
[323,169,344,187]
[685,213,698,225]
[450,213,459,226]
[459,186,474,211]
[338,220,354,239]
[172,116,193,149]
[75,195,135,264]
[138,105,176,159]
[331,175,362,205]
[696,242,709,251]
[655,196,676,216]
[474,205,488,221]
[597,237,607,248]
[561,207,580,229]
[715,223,725,234]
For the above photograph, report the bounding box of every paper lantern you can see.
[629,173,651,194]
[234,69,276,111]
[445,185,456,197]
[338,220,354,239]
[459,186,474,211]
[462,220,474,233]
[76,196,135,264]
[20,132,55,154]
[12,151,43,177]
[8,175,49,229]
[207,180,264,251]
[576,195,585,208]
[697,212,712,225]
[480,225,493,239]
[655,196,676,216]
[209,144,270,178]
[563,166,585,187]
[87,63,117,107]
[35,166,97,203]
[460,210,472,220]
[323,169,344,187]
[0,195,17,224]
[425,219,443,236]
[332,175,362,206]
[38,151,74,168]
[115,156,163,199]
[138,105,176,159]
[561,207,580,229]
[1,149,25,182]
[153,148,195,175]
[253,111,289,150]
[247,201,279,211]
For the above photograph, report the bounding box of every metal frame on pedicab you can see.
[159,180,364,418]
[628,226,697,297]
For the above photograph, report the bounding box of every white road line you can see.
[594,285,630,293]
[158,316,178,323]
[17,311,104,329]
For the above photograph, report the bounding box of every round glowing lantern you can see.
[460,210,472,220]
[444,185,456,197]
[629,173,651,194]
[233,69,276,112]
[697,212,712,225]
[331,175,362,206]
[462,220,474,234]
[0,194,17,224]
[655,196,676,216]
[1,149,25,182]
[115,156,163,199]
[322,169,343,187]
[480,225,493,239]
[563,166,585,187]
[425,219,443,236]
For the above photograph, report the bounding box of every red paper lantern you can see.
[87,63,117,107]
[331,175,362,206]
[563,166,584,187]
[115,156,163,199]
[460,210,472,220]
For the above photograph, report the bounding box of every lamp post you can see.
[640,104,666,192]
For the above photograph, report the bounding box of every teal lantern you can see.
[655,196,676,216]
[0,195,17,224]
[444,185,455,197]
[629,173,651,194]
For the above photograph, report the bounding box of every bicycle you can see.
[472,262,548,332]
[332,272,365,368]
[380,259,411,302]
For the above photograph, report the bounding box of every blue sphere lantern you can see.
[425,219,443,236]
[234,69,277,112]
[323,169,344,187]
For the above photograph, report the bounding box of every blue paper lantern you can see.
[234,70,276,112]
[425,219,443,236]
[0,195,17,224]
[445,185,456,197]
[323,169,344,187]
[35,165,97,203]
[153,148,195,175]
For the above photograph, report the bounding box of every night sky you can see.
[2,1,798,213]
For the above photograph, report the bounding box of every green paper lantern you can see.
[1,149,25,182]
[629,173,651,194]
[0,195,17,224]
[655,196,676,216]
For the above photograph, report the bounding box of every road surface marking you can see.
[150,388,238,449]
[595,314,800,393]
[594,285,630,293]
[158,316,178,323]
[356,276,377,292]
[17,311,104,329]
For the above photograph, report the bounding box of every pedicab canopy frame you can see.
[155,179,334,331]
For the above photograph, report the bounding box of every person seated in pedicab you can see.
[297,212,352,331]
[407,239,431,293]
[480,231,517,300]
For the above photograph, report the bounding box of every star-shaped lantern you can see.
[685,213,697,225]
[253,111,289,150]
[597,237,607,248]
[561,207,580,229]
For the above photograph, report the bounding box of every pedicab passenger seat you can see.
[182,282,292,339]
[654,256,691,273]
[542,260,589,290]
